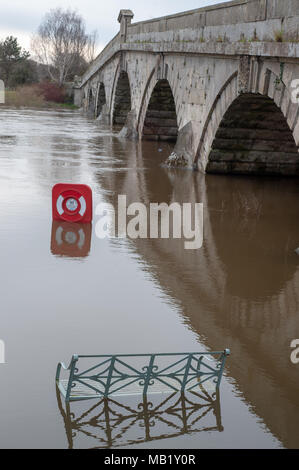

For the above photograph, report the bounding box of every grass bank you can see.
[4,85,79,110]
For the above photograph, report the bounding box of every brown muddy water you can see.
[0,108,298,449]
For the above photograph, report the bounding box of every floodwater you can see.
[0,108,298,449]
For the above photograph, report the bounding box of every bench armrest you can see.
[56,356,78,382]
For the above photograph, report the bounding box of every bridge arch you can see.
[197,69,299,176]
[96,82,106,118]
[111,68,132,126]
[139,75,178,143]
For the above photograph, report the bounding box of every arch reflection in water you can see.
[56,387,223,449]
[51,222,92,258]
[91,137,299,448]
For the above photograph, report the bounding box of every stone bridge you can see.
[75,0,299,176]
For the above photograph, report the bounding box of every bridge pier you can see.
[165,121,199,169]
[96,104,110,124]
[118,109,138,140]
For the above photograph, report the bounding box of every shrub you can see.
[37,81,66,103]
[274,29,284,42]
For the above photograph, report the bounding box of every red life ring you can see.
[52,184,92,223]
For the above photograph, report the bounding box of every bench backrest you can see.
[57,350,230,401]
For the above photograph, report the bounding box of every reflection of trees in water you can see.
[231,190,262,236]
[90,139,299,448]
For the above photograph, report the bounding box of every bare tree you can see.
[85,30,98,64]
[31,8,98,86]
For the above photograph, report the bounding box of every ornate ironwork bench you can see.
[56,350,230,403]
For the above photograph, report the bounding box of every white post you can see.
[0,80,5,104]
[0,340,5,364]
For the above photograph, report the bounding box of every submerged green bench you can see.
[56,350,230,402]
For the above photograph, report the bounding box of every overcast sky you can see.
[0,0,232,54]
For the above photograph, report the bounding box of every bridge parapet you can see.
[80,0,299,88]
[81,33,121,86]
[126,0,298,44]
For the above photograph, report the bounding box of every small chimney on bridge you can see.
[118,9,134,42]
